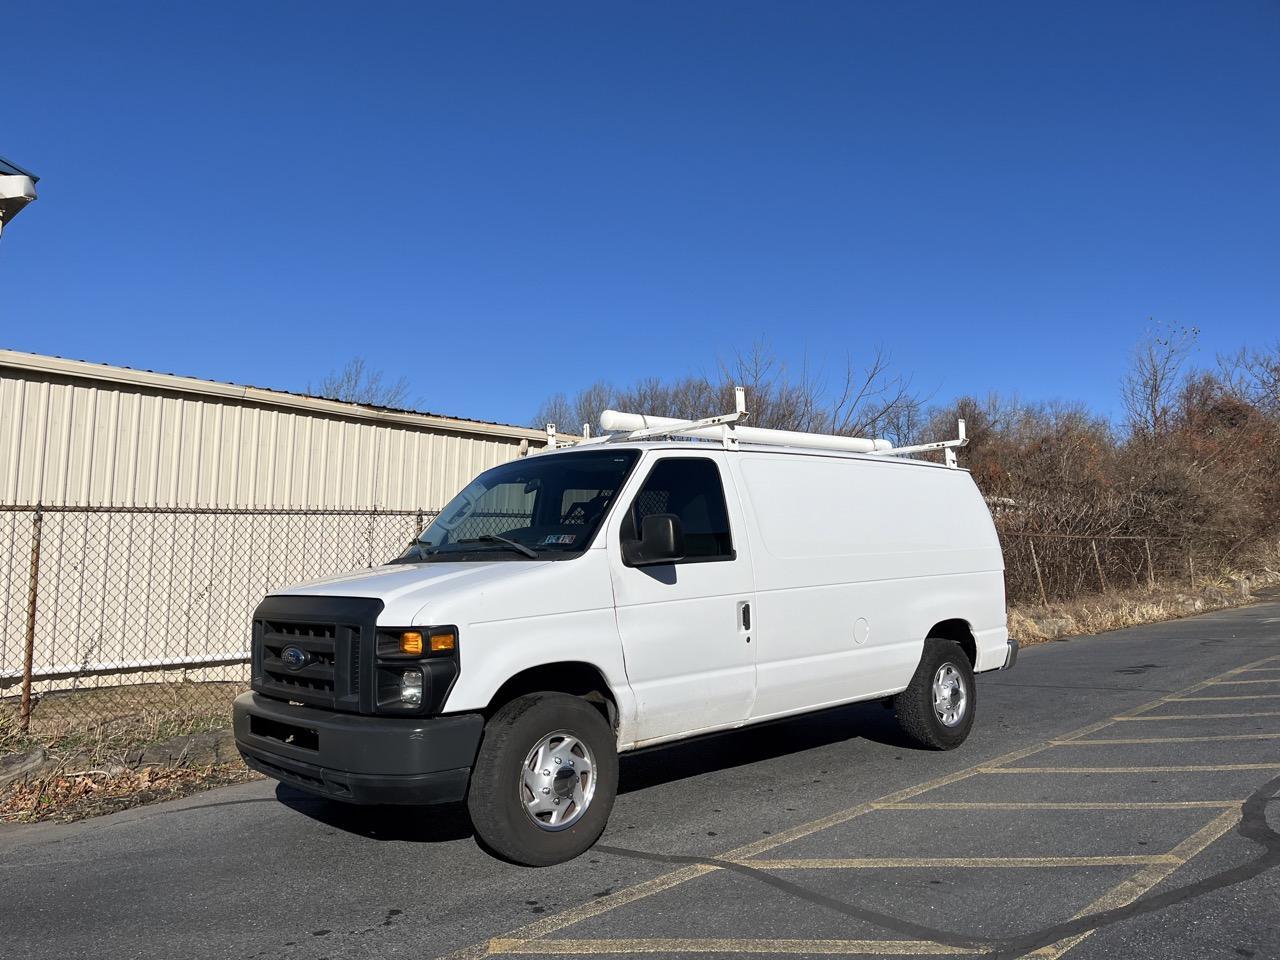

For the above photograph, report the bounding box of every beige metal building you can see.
[0,349,549,698]
[1,349,549,510]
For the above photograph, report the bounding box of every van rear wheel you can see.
[467,693,618,866]
[893,639,976,750]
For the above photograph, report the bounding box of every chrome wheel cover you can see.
[519,730,596,831]
[933,662,968,727]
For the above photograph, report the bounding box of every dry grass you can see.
[0,761,260,824]
[0,681,255,824]
[1008,562,1280,646]
[0,680,246,769]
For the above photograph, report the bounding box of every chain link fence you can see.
[996,523,1246,606]
[0,505,436,748]
[0,501,1250,750]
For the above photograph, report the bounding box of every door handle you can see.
[741,602,751,631]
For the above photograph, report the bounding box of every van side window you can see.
[623,458,735,562]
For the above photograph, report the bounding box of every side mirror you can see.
[624,513,685,567]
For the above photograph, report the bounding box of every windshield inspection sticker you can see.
[541,534,576,545]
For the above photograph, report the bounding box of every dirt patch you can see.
[0,682,258,823]
[0,760,261,824]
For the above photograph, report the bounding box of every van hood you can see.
[273,560,551,604]
[268,560,564,626]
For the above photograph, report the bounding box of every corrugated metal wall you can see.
[0,353,549,694]
[1,358,539,510]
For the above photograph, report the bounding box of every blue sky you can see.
[2,1,1277,427]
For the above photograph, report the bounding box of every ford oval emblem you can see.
[280,645,309,671]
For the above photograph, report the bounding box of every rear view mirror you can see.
[624,513,685,566]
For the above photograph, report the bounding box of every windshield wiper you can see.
[455,535,540,559]
[395,541,440,563]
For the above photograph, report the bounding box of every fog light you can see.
[401,669,424,706]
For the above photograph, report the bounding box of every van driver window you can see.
[624,458,734,561]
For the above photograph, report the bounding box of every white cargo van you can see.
[234,399,1014,865]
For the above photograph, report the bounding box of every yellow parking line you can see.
[1113,711,1280,720]
[1053,733,1280,745]
[696,736,1110,865]
[1204,679,1280,685]
[981,764,1280,774]
[439,653,1278,960]
[879,801,1237,811]
[1028,809,1240,959]
[1169,694,1280,701]
[739,855,1177,869]
[440,729,1094,960]
[488,938,981,955]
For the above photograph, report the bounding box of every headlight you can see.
[400,669,424,706]
[374,625,459,713]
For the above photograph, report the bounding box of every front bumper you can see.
[233,692,483,805]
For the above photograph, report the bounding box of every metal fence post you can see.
[1090,539,1108,593]
[415,509,425,537]
[1028,537,1049,606]
[19,504,44,733]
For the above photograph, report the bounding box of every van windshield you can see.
[394,450,639,563]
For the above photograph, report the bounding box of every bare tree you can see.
[532,381,616,434]
[531,392,576,432]
[1218,342,1280,416]
[1122,323,1198,439]
[534,341,923,441]
[309,358,411,408]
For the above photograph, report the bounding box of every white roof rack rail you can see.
[542,387,968,467]
[868,418,968,468]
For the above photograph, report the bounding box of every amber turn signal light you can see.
[399,631,424,656]
[429,628,457,653]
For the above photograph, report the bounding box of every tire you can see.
[467,692,618,866]
[893,639,976,750]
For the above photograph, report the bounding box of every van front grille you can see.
[250,596,384,714]
[257,620,347,707]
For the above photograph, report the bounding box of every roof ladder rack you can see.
[868,419,968,467]
[550,387,967,466]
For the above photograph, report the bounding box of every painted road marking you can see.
[1113,711,1280,720]
[1026,810,1241,959]
[980,764,1280,774]
[1053,733,1280,745]
[1204,678,1280,685]
[440,652,1279,960]
[739,855,1180,869]
[439,727,1107,960]
[879,801,1239,811]
[1170,694,1280,701]
[489,938,982,955]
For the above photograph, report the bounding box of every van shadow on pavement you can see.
[275,700,913,845]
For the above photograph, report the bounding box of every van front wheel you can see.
[467,693,618,866]
[893,639,976,750]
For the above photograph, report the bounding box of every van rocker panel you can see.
[233,692,482,804]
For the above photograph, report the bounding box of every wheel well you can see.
[486,662,619,730]
[927,619,977,668]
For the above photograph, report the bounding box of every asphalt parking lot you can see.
[2,600,1279,960]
